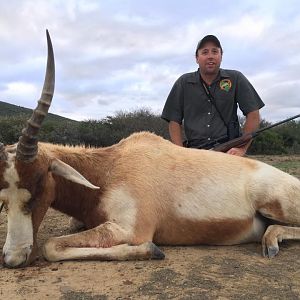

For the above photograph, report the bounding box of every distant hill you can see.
[0,101,77,123]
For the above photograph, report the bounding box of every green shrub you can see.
[0,108,299,155]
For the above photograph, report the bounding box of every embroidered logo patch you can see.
[220,79,232,92]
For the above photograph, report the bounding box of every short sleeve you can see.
[161,77,184,124]
[235,71,265,115]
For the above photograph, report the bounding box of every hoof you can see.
[148,242,165,260]
[267,246,279,258]
[68,217,85,233]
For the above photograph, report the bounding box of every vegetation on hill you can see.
[0,101,299,155]
[0,101,75,123]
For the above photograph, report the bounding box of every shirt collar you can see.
[187,68,230,83]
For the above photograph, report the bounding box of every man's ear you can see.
[49,158,100,190]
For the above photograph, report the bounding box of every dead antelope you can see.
[1,31,300,269]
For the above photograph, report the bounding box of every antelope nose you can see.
[2,250,28,268]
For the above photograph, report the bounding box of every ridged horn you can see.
[0,143,7,161]
[16,30,55,162]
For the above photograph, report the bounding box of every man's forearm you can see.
[169,121,183,146]
[242,110,261,150]
[243,110,261,134]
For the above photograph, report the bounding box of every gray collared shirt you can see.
[162,68,264,148]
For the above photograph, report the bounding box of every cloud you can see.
[0,0,300,123]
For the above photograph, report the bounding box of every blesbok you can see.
[1,31,300,269]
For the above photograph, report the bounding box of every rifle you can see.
[211,114,300,152]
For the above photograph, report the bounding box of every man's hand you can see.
[227,146,247,156]
[227,110,261,156]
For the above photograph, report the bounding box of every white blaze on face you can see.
[1,153,33,267]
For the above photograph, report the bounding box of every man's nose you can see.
[207,51,214,58]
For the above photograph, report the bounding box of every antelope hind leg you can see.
[43,221,165,262]
[262,225,300,258]
[44,242,164,262]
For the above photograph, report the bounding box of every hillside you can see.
[0,101,77,123]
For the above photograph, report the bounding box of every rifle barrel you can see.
[212,113,300,152]
[256,114,300,134]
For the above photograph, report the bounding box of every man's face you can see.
[196,41,222,76]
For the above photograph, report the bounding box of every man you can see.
[161,35,264,156]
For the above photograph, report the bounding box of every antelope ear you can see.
[49,158,100,190]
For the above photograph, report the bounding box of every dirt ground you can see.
[0,155,300,300]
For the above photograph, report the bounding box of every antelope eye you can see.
[23,202,32,215]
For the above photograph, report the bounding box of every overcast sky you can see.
[0,0,300,122]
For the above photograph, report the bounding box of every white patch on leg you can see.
[102,186,137,237]
[0,153,33,267]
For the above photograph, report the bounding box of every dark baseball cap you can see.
[195,35,223,55]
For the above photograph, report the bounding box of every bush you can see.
[77,109,169,147]
[0,115,26,144]
[249,130,286,155]
[0,108,299,155]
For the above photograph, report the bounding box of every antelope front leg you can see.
[262,225,300,258]
[43,221,165,262]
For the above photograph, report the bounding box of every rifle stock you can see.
[211,133,254,152]
[211,113,300,153]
